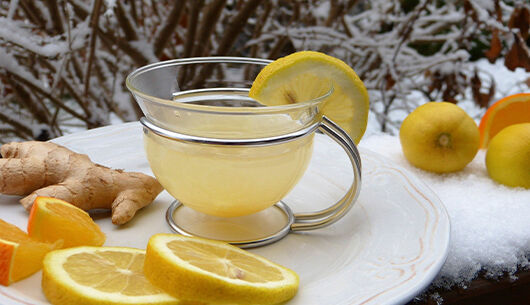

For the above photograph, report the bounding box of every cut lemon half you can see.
[28,197,105,248]
[144,234,299,305]
[42,246,179,305]
[249,51,370,144]
[0,219,57,286]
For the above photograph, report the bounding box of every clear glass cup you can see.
[126,57,361,247]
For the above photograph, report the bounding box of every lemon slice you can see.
[42,246,179,305]
[249,51,370,144]
[144,234,299,305]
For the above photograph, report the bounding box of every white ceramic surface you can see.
[0,122,450,305]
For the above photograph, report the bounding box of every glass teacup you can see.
[126,57,361,247]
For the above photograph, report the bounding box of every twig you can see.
[9,72,87,121]
[178,0,204,86]
[6,75,51,124]
[97,28,149,66]
[325,0,344,27]
[216,0,264,55]
[154,0,186,57]
[191,0,264,87]
[0,128,31,143]
[115,1,138,41]
[182,0,204,58]
[391,0,429,63]
[150,0,159,19]
[65,0,89,19]
[248,1,272,58]
[19,0,46,30]
[128,0,139,25]
[0,110,36,139]
[45,0,64,34]
[192,0,227,57]
[244,2,272,79]
[84,0,103,97]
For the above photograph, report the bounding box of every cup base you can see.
[166,200,294,248]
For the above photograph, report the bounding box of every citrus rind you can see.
[144,234,299,305]
[478,93,530,148]
[249,51,369,144]
[42,246,179,305]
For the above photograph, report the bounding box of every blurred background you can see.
[0,0,528,143]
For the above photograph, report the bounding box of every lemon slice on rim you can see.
[249,51,370,144]
[42,246,179,305]
[144,234,299,305]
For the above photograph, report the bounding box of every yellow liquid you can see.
[144,118,314,217]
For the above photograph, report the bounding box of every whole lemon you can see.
[400,102,480,173]
[486,123,530,188]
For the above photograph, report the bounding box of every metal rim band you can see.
[166,200,295,249]
[141,117,320,146]
[159,116,362,248]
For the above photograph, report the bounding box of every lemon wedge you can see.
[249,51,370,144]
[42,246,179,305]
[144,234,299,305]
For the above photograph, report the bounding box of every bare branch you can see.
[249,1,272,58]
[115,1,139,41]
[45,0,64,34]
[128,0,139,25]
[19,0,46,29]
[154,0,186,57]
[6,76,51,124]
[193,0,227,57]
[0,111,33,139]
[9,72,87,122]
[182,0,204,58]
[84,0,103,98]
[215,0,264,55]
[191,0,264,87]
[97,28,149,66]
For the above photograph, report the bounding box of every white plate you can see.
[0,122,450,305]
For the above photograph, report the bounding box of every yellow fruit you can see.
[486,123,530,188]
[249,51,370,144]
[0,219,57,286]
[42,246,180,305]
[28,197,105,248]
[144,234,299,305]
[400,102,480,173]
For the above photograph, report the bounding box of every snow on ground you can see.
[361,58,530,290]
[360,134,530,289]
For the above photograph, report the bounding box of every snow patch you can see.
[360,134,530,288]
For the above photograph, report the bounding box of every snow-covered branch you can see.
[0,0,528,142]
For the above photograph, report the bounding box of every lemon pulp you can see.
[144,234,299,305]
[249,51,370,144]
[42,247,179,305]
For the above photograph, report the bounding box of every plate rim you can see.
[0,122,450,305]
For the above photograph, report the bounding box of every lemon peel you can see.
[249,51,370,144]
[144,234,299,305]
[42,246,179,305]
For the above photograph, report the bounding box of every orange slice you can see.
[0,219,56,286]
[478,93,530,148]
[28,197,105,248]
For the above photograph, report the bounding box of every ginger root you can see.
[0,141,163,225]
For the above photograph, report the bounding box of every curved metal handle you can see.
[291,116,362,231]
